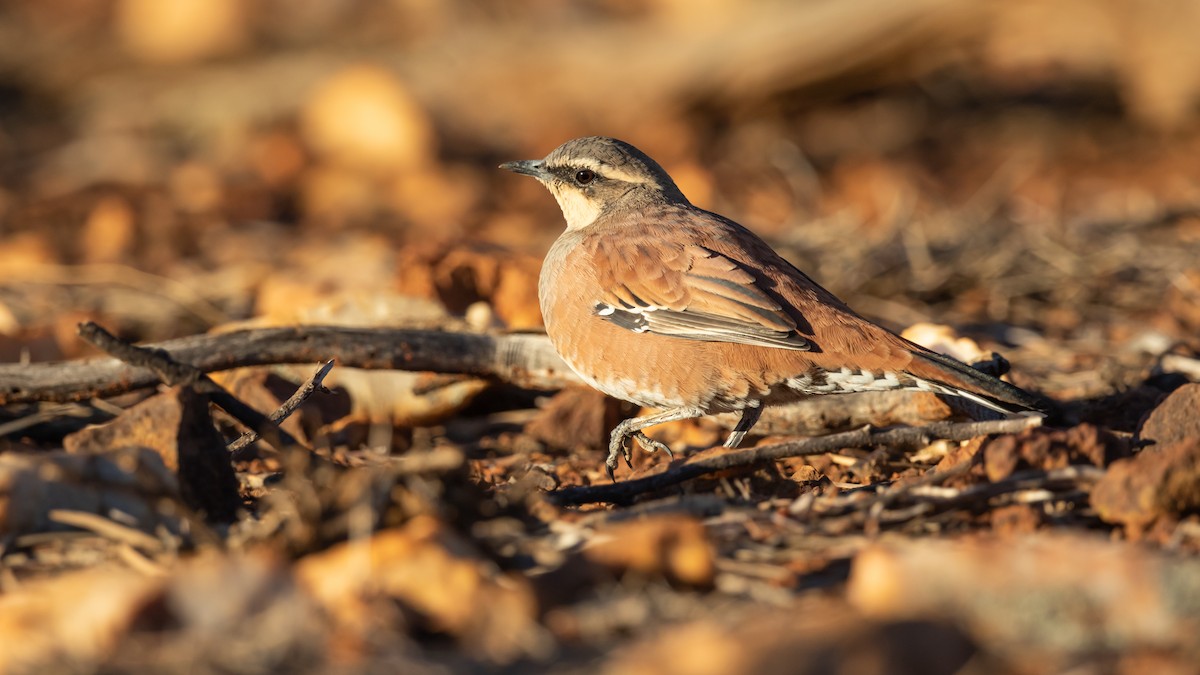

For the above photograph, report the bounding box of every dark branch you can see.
[0,325,576,405]
[228,360,335,457]
[76,322,305,451]
[77,322,203,386]
[548,416,1043,506]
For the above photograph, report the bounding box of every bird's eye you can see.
[575,169,596,185]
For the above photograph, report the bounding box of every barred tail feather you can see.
[906,348,1048,414]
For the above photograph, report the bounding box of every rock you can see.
[294,516,543,663]
[0,448,179,537]
[65,387,240,522]
[981,424,1129,482]
[1137,383,1200,449]
[601,605,974,675]
[582,515,715,587]
[115,0,246,64]
[300,65,436,174]
[1092,439,1200,531]
[848,534,1200,655]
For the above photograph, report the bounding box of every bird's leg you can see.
[607,407,705,481]
[723,404,763,448]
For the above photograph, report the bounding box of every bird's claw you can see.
[634,432,674,460]
[605,430,675,481]
[605,436,628,483]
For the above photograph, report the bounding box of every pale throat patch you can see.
[549,184,602,230]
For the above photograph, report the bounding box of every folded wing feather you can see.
[593,242,812,351]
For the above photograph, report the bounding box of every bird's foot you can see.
[606,431,628,482]
[605,430,675,482]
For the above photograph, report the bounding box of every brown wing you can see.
[591,239,811,351]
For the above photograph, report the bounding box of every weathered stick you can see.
[0,326,1036,437]
[47,509,165,553]
[549,416,1043,506]
[228,360,334,457]
[76,322,304,451]
[0,325,577,404]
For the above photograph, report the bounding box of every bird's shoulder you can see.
[576,203,768,264]
[573,202,828,302]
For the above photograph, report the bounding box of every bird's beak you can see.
[499,159,551,180]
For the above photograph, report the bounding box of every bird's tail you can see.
[904,347,1048,414]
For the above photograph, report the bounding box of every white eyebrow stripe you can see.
[574,158,604,172]
[549,158,650,185]
[599,165,651,184]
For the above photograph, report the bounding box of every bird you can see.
[501,136,1045,480]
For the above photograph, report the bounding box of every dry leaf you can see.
[295,516,543,663]
[583,515,715,587]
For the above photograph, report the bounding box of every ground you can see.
[1,1,1199,673]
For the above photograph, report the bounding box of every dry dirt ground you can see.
[1,1,1200,673]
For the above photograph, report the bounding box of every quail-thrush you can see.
[501,136,1043,479]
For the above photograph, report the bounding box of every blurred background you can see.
[1,0,1199,393]
[5,3,1200,672]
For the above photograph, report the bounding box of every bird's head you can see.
[500,136,688,230]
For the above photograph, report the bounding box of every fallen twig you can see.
[47,509,165,553]
[0,326,576,404]
[549,416,1043,506]
[1,325,1037,441]
[899,465,1103,506]
[77,322,306,452]
[0,402,108,438]
[228,360,335,457]
[767,461,1101,542]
